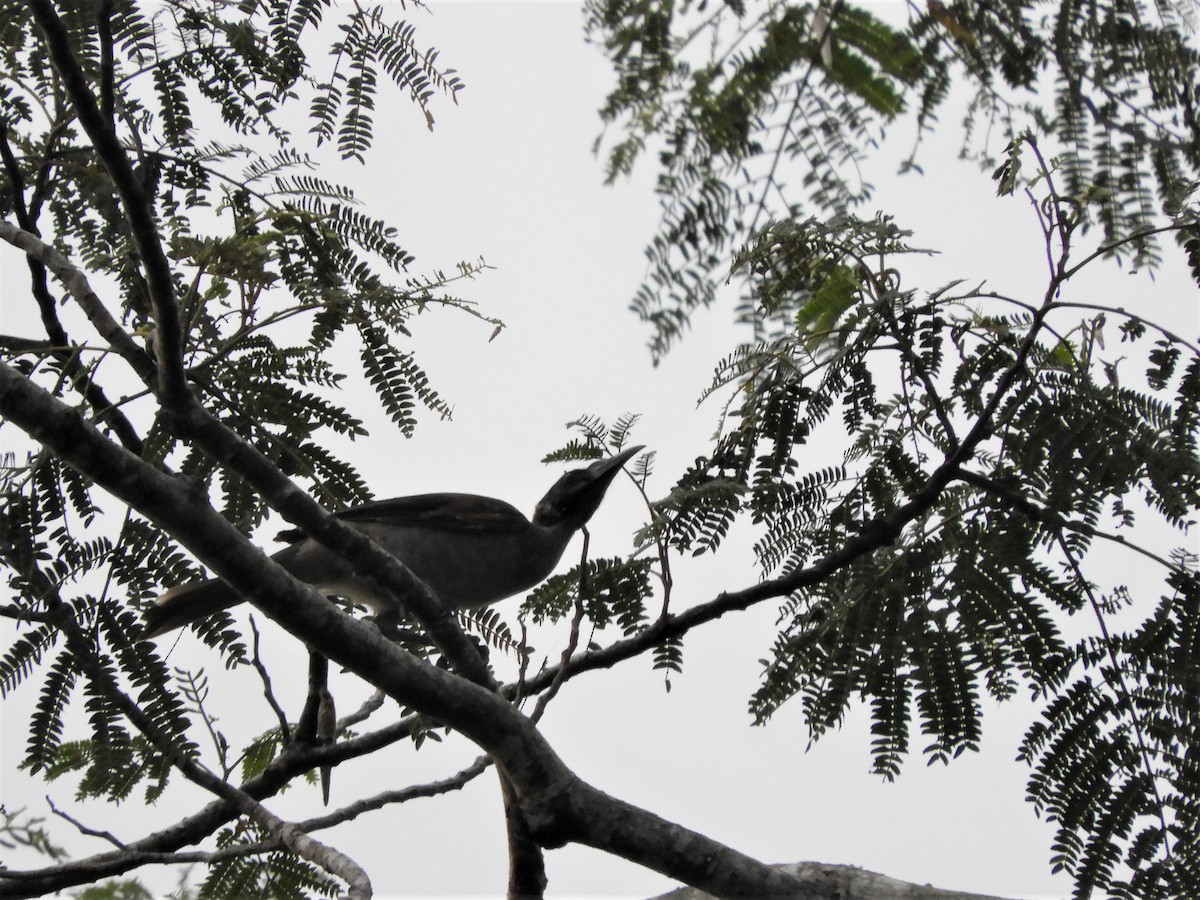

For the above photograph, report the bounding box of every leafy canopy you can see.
[2,1,482,894]
[0,0,1198,898]
[580,1,1199,897]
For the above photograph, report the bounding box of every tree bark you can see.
[0,362,815,897]
[654,861,1020,900]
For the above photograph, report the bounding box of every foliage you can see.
[0,0,483,895]
[586,0,1199,359]
[1,0,1198,898]
[202,823,338,900]
[524,556,655,634]
[587,1,1200,896]
[0,807,67,863]
[74,881,156,900]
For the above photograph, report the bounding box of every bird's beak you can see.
[585,444,644,484]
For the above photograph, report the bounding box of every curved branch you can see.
[0,212,147,453]
[13,579,374,899]
[0,712,425,895]
[0,363,810,898]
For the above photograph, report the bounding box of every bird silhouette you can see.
[138,446,643,639]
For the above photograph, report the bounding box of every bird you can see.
[138,446,644,640]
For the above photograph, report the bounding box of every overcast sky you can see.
[3,1,1196,898]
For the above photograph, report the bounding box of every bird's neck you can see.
[527,519,581,560]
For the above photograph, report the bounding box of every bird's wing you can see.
[275,493,528,544]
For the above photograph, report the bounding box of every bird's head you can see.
[532,445,644,530]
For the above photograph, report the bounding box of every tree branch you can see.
[204,777,372,900]
[46,797,125,850]
[0,219,147,452]
[0,714,425,894]
[500,773,547,898]
[656,860,1021,900]
[248,616,292,743]
[0,363,812,898]
[25,0,187,402]
[1,758,492,883]
[515,291,1060,698]
[0,220,158,386]
[36,593,375,899]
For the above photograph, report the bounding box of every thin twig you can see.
[179,667,234,781]
[46,797,125,849]
[249,617,292,743]
[528,530,591,725]
[954,469,1190,576]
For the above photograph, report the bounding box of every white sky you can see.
[2,2,1196,898]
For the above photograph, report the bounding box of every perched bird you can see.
[138,446,644,640]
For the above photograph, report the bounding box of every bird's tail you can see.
[138,579,240,640]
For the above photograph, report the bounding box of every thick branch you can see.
[0,363,811,898]
[656,861,1020,900]
[500,773,548,898]
[0,220,158,386]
